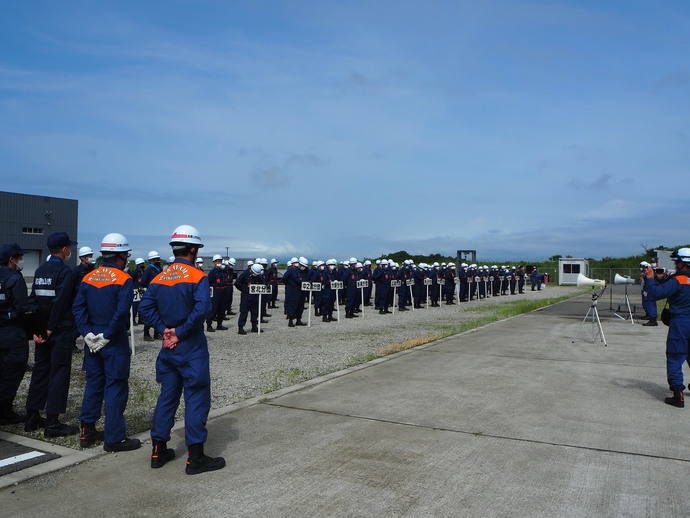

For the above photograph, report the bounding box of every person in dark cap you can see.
[24,232,80,436]
[0,243,30,425]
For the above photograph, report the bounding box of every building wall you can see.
[0,191,79,276]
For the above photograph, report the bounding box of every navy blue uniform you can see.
[72,263,134,443]
[141,263,162,338]
[26,257,78,415]
[646,273,690,392]
[282,266,303,321]
[343,266,359,315]
[139,259,213,446]
[266,265,279,306]
[0,265,29,411]
[207,265,228,327]
[235,269,259,329]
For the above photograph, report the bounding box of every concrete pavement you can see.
[2,293,688,517]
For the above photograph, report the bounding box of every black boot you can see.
[24,410,46,432]
[643,318,658,326]
[288,318,295,328]
[329,315,338,322]
[104,437,141,452]
[322,315,329,322]
[79,421,104,448]
[153,332,162,340]
[143,330,154,342]
[0,401,23,425]
[238,327,247,335]
[250,325,261,333]
[44,414,78,437]
[185,443,225,475]
[151,439,176,468]
[346,311,354,319]
[206,324,215,332]
[665,390,685,408]
[216,323,228,330]
[296,319,307,326]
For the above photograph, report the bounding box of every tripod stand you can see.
[611,283,635,325]
[572,287,607,346]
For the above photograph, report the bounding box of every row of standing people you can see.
[0,227,225,475]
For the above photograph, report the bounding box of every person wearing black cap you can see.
[24,232,80,436]
[0,243,30,425]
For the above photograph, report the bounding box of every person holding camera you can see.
[644,248,690,408]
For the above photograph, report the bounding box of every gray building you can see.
[0,191,79,277]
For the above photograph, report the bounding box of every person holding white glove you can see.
[72,233,140,452]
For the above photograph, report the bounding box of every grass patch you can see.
[373,294,578,359]
[266,368,302,392]
[347,352,379,366]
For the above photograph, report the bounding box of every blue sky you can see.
[1,1,688,262]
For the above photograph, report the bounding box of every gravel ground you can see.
[10,284,579,447]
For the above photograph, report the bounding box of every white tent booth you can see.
[558,258,590,285]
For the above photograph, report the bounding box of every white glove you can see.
[84,332,99,352]
[91,333,110,353]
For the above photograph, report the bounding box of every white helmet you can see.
[299,256,309,267]
[169,224,204,247]
[671,248,690,264]
[212,254,223,262]
[326,259,337,266]
[255,258,261,264]
[432,262,439,267]
[271,258,278,264]
[247,260,254,266]
[461,262,468,267]
[364,260,371,266]
[290,257,298,264]
[168,256,175,262]
[78,246,94,257]
[312,260,318,266]
[228,258,236,266]
[100,233,131,253]
[195,257,203,264]
[639,261,650,267]
[349,257,357,264]
[148,251,160,260]
[380,259,389,265]
[441,262,447,266]
[135,257,145,265]
[250,263,264,275]
[356,262,363,268]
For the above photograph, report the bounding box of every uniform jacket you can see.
[72,262,134,340]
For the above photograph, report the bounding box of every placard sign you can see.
[133,289,141,302]
[301,282,322,291]
[250,284,272,295]
[438,279,446,285]
[455,278,460,284]
[424,278,432,286]
[489,276,494,281]
[390,280,402,288]
[474,276,481,282]
[356,280,368,289]
[330,280,343,290]
[406,279,415,286]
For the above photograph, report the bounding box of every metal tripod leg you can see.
[572,303,607,346]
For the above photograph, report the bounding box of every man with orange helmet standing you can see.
[139,225,225,475]
[72,233,140,452]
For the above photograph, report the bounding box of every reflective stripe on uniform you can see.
[35,289,56,297]
[0,294,5,301]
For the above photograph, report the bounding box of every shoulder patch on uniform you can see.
[675,275,690,285]
[152,263,206,286]
[83,267,130,287]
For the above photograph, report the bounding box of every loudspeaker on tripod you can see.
[576,273,606,289]
[614,273,635,285]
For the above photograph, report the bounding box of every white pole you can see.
[336,288,341,323]
[409,283,415,311]
[361,287,365,319]
[258,293,262,334]
[308,290,312,328]
[392,287,396,314]
[129,305,136,355]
